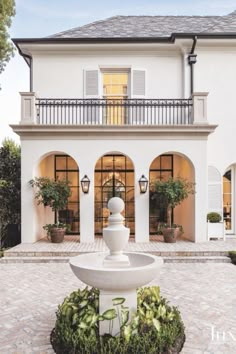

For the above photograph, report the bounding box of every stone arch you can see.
[33,150,80,175]
[94,151,135,236]
[149,151,195,241]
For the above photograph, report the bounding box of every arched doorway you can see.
[149,153,195,241]
[94,153,135,235]
[37,153,80,234]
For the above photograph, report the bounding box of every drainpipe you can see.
[14,42,33,92]
[188,36,197,95]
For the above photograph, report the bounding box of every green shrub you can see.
[207,212,222,223]
[51,286,185,354]
[229,251,236,265]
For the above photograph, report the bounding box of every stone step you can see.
[0,256,70,263]
[0,255,231,264]
[164,256,231,263]
[4,250,230,257]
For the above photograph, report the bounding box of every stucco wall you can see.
[32,51,183,98]
[195,47,236,174]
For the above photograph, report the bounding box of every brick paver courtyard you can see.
[0,262,235,353]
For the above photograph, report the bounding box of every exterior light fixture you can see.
[139,175,148,194]
[81,175,90,194]
[188,54,197,65]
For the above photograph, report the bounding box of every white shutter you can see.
[131,69,146,124]
[84,70,99,97]
[132,70,146,97]
[83,69,100,124]
[207,166,223,217]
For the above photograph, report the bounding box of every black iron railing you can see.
[36,98,193,125]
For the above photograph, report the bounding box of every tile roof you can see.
[49,11,236,39]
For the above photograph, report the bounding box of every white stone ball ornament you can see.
[108,197,124,214]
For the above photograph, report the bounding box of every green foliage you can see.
[0,138,21,243]
[43,223,67,237]
[151,177,195,227]
[152,177,194,209]
[0,0,15,77]
[29,177,71,221]
[207,212,222,223]
[51,286,185,354]
[228,251,236,265]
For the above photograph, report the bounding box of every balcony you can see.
[20,92,209,126]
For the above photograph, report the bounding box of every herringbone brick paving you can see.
[0,262,236,353]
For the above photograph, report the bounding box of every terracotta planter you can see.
[162,228,179,243]
[50,228,66,243]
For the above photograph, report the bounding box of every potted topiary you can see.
[29,177,71,243]
[207,212,225,241]
[151,177,194,243]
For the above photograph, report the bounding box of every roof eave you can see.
[12,37,171,45]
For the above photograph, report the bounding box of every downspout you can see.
[188,36,197,95]
[14,42,33,92]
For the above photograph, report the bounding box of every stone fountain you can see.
[70,197,163,336]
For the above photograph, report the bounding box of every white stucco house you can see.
[12,12,236,243]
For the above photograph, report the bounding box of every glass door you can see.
[149,155,174,234]
[103,72,129,124]
[55,155,80,234]
[223,169,233,233]
[95,154,134,235]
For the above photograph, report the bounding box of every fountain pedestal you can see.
[103,198,130,268]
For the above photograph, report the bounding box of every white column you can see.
[20,92,37,124]
[192,92,209,124]
[194,147,208,242]
[79,169,94,243]
[135,170,149,243]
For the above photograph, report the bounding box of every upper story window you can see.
[103,72,129,98]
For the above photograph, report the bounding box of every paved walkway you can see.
[5,236,236,256]
[0,262,235,353]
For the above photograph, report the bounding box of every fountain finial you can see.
[108,197,124,213]
[103,197,130,267]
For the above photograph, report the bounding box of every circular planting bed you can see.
[51,286,185,354]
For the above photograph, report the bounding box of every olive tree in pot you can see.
[29,177,71,243]
[152,177,195,243]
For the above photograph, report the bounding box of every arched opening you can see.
[223,164,236,235]
[94,153,135,235]
[149,153,195,241]
[36,152,80,235]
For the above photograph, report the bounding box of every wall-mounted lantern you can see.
[138,175,148,194]
[81,175,90,194]
[188,54,197,65]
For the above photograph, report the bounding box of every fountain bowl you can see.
[70,252,163,292]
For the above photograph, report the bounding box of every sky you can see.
[0,0,236,145]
